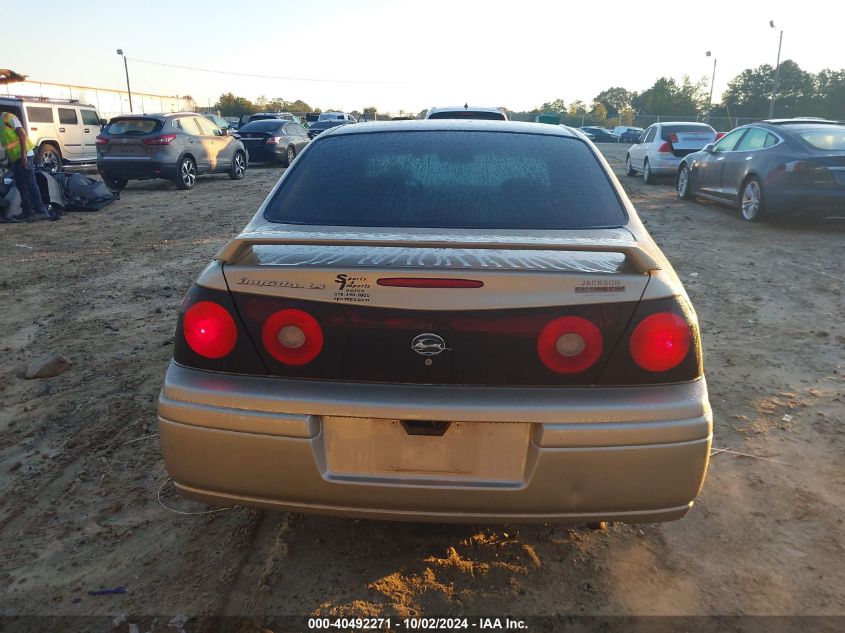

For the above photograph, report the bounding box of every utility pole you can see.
[117,49,133,113]
[706,51,717,121]
[768,22,783,119]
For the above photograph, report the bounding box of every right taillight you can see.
[629,312,691,372]
[597,296,702,385]
[261,309,323,365]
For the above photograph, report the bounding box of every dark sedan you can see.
[306,119,349,139]
[676,119,845,221]
[579,127,619,143]
[236,119,310,166]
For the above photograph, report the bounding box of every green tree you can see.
[539,98,567,114]
[592,87,632,118]
[722,60,815,118]
[214,92,256,117]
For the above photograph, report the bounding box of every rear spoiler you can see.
[216,233,661,273]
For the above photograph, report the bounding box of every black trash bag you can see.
[34,170,66,212]
[50,171,120,211]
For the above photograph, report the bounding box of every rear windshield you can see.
[239,120,285,132]
[428,110,507,120]
[105,118,161,135]
[661,124,715,140]
[797,127,845,151]
[264,131,627,230]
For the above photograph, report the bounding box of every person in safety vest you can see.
[0,111,57,222]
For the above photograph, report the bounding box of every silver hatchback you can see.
[626,122,717,184]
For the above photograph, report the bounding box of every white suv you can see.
[0,96,105,171]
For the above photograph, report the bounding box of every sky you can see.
[8,0,845,114]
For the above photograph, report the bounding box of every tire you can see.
[643,159,656,184]
[739,176,765,222]
[625,155,636,176]
[36,143,62,172]
[676,164,693,200]
[283,145,296,167]
[101,175,128,191]
[228,151,246,180]
[175,156,197,190]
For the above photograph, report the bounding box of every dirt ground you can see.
[1,146,843,628]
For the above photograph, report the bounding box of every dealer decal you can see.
[333,273,371,303]
[574,279,626,293]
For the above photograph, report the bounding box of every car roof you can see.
[762,118,842,126]
[321,119,579,138]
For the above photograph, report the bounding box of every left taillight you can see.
[657,141,673,153]
[183,301,238,359]
[143,134,177,146]
[172,285,266,374]
[95,135,109,145]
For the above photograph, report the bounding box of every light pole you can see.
[768,21,783,119]
[116,49,133,113]
[705,51,717,121]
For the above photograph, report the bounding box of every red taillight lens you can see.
[657,141,672,153]
[265,136,281,145]
[715,132,725,140]
[629,312,691,372]
[95,135,109,145]
[262,309,323,365]
[183,301,238,359]
[143,134,177,146]
[537,316,603,374]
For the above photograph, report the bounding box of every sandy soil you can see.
[1,147,843,628]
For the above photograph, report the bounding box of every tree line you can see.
[515,59,845,127]
[210,59,845,126]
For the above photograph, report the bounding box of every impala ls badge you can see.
[411,333,449,357]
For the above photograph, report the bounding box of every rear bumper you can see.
[158,361,712,523]
[97,158,177,180]
[769,185,845,216]
[648,155,682,174]
[240,145,283,163]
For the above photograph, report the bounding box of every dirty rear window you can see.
[264,131,627,230]
[105,118,161,135]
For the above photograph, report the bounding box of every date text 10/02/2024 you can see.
[307,617,528,630]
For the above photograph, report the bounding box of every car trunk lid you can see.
[217,228,658,386]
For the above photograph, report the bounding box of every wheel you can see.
[101,175,127,191]
[283,145,296,167]
[228,151,246,180]
[625,155,636,176]
[676,164,693,200]
[643,159,656,184]
[36,144,61,172]
[175,156,197,190]
[740,177,764,222]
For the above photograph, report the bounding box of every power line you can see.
[127,57,402,85]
